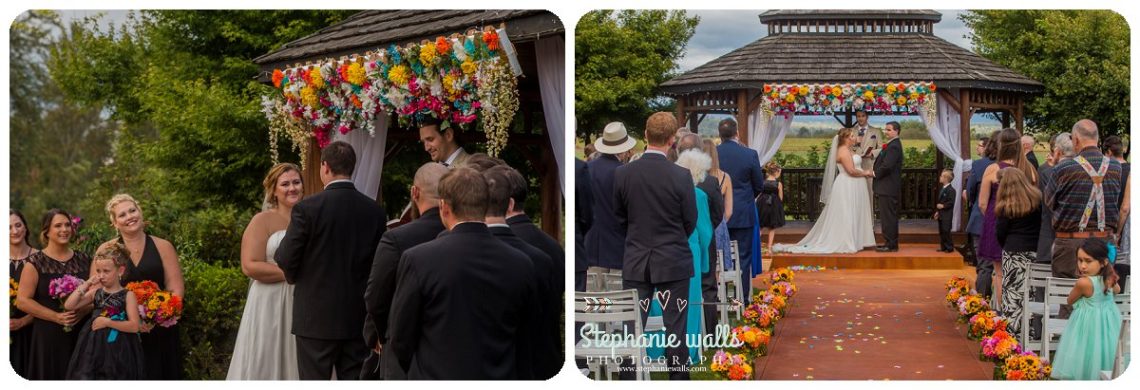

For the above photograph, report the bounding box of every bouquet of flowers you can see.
[769,281,797,298]
[743,302,780,329]
[731,325,772,358]
[709,349,754,380]
[956,293,989,321]
[980,329,1022,363]
[945,277,972,307]
[1000,351,1051,380]
[755,291,788,316]
[967,310,1008,340]
[769,268,795,284]
[48,275,83,332]
[9,278,17,311]
[126,280,183,328]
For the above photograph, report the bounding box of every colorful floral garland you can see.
[262,27,520,156]
[761,82,937,115]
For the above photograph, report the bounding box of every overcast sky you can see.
[679,10,973,71]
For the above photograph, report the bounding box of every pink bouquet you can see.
[48,275,83,331]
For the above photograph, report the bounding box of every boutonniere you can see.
[881,143,888,150]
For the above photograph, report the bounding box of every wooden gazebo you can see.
[660,10,1044,226]
[253,10,565,237]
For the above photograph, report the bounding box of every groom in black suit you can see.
[277,141,387,380]
[362,162,449,379]
[387,167,538,379]
[614,112,697,379]
[873,121,904,252]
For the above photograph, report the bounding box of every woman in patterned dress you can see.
[994,168,1042,338]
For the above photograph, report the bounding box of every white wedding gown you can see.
[773,155,877,254]
[227,230,298,380]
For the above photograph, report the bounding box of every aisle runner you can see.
[756,269,992,380]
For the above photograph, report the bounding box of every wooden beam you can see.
[675,95,687,126]
[1000,111,1011,129]
[1014,99,1025,133]
[302,137,323,197]
[938,89,961,114]
[736,89,749,146]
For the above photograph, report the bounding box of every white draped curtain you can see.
[918,89,968,231]
[535,36,565,194]
[331,115,388,200]
[747,109,794,167]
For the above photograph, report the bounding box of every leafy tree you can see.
[575,10,698,139]
[962,10,1129,136]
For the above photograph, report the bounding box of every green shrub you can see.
[168,205,252,267]
[179,257,248,380]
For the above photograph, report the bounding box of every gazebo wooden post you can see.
[736,89,749,146]
[303,137,323,197]
[1014,99,1025,133]
[675,95,687,127]
[957,89,973,232]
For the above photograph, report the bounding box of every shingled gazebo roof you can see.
[253,10,563,78]
[660,10,1043,95]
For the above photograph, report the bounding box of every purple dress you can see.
[978,162,1012,261]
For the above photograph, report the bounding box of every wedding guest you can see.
[995,168,1043,338]
[64,244,145,380]
[97,194,185,379]
[1038,133,1075,263]
[17,209,92,380]
[227,163,303,380]
[1104,135,1130,281]
[967,135,998,295]
[583,143,598,161]
[506,168,564,298]
[1048,120,1123,290]
[484,165,558,379]
[363,163,447,380]
[387,167,538,379]
[1022,135,1040,170]
[586,122,637,275]
[575,158,592,293]
[759,162,786,252]
[935,170,956,253]
[277,141,387,380]
[1050,238,1122,380]
[464,152,505,173]
[672,149,714,360]
[418,117,469,168]
[979,128,1036,305]
[614,112,696,379]
[703,139,733,335]
[717,118,765,302]
[678,133,723,334]
[9,209,38,378]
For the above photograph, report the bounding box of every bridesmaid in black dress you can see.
[9,209,38,378]
[15,209,92,380]
[99,194,185,380]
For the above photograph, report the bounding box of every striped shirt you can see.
[1048,147,1123,233]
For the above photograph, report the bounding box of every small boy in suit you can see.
[935,169,956,252]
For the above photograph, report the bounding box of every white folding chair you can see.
[574,289,649,380]
[586,272,600,292]
[1041,277,1079,363]
[601,272,625,292]
[1021,263,1053,350]
[716,240,744,326]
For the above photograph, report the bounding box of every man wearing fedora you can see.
[585,122,638,275]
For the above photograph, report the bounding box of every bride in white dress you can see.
[773,128,877,254]
[227,163,303,380]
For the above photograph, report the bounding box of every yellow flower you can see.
[798,86,809,95]
[442,73,459,96]
[863,90,875,100]
[886,84,897,94]
[896,96,908,105]
[460,59,477,75]
[832,86,842,97]
[420,43,438,65]
[388,65,411,85]
[309,67,325,89]
[345,62,366,86]
[784,93,796,103]
[301,86,319,108]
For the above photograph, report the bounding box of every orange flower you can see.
[351,95,363,108]
[272,69,285,88]
[435,36,451,54]
[763,85,772,93]
[929,83,937,91]
[483,29,500,51]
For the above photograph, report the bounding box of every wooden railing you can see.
[779,168,942,221]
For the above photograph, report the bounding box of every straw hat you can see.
[594,122,637,154]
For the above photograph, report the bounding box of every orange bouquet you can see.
[126,280,183,328]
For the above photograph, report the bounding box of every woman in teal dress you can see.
[1051,238,1123,380]
[648,150,714,362]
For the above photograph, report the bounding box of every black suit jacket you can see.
[506,214,564,296]
[698,175,724,227]
[278,181,386,340]
[575,159,593,277]
[364,207,444,348]
[936,185,956,220]
[387,222,538,379]
[1026,151,1040,170]
[585,154,626,269]
[490,225,559,379]
[873,138,903,197]
[614,152,697,283]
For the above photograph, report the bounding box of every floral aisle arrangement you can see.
[126,280,183,328]
[731,325,772,359]
[262,26,521,158]
[704,267,803,379]
[942,277,1051,380]
[48,275,83,332]
[760,82,937,115]
[710,349,754,380]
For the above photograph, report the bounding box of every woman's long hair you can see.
[995,168,1042,218]
[996,128,1036,185]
